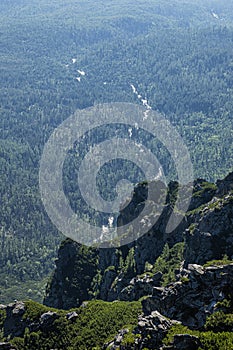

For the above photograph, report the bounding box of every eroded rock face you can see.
[216,172,233,196]
[44,241,99,309]
[104,311,179,350]
[184,194,233,265]
[118,273,162,302]
[43,181,188,309]
[142,263,233,329]
[44,173,233,310]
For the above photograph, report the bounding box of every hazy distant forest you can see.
[0,0,233,302]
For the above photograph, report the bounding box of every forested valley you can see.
[0,0,233,302]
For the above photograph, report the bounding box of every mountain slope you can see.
[0,0,233,303]
[44,172,233,309]
[0,173,232,349]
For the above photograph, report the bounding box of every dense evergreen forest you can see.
[0,0,233,302]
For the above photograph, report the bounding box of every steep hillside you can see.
[0,172,232,349]
[0,0,233,304]
[44,172,233,310]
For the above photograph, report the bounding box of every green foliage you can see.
[163,324,194,346]
[22,300,59,321]
[199,331,233,350]
[180,276,190,284]
[188,223,197,234]
[0,0,233,302]
[193,181,217,197]
[121,331,141,347]
[0,309,6,339]
[205,311,233,332]
[0,300,142,350]
[215,299,232,311]
[104,265,116,273]
[123,247,136,275]
[152,242,184,286]
[163,323,233,350]
[11,337,25,349]
[203,255,233,268]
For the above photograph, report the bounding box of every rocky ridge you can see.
[1,262,232,349]
[0,173,232,349]
[104,263,233,349]
[44,173,233,310]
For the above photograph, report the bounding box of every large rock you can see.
[40,311,58,329]
[66,311,78,322]
[118,273,161,301]
[216,171,233,196]
[44,180,188,309]
[3,302,26,338]
[184,193,233,264]
[136,311,178,349]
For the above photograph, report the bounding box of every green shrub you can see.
[205,311,233,331]
[23,300,61,321]
[5,300,142,350]
[180,276,190,284]
[152,242,184,286]
[203,255,233,268]
[163,321,233,350]
[199,331,233,350]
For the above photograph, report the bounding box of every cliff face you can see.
[142,263,233,329]
[44,241,99,310]
[44,173,233,310]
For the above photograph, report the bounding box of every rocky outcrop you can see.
[143,263,233,329]
[1,302,62,340]
[118,272,162,302]
[104,311,179,350]
[3,302,26,338]
[40,311,58,329]
[136,311,179,349]
[44,173,233,310]
[184,193,233,265]
[216,172,233,196]
[44,241,99,309]
[104,262,233,349]
[1,264,233,349]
